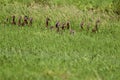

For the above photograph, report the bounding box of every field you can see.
[0,0,120,80]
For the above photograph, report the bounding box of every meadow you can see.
[0,0,120,80]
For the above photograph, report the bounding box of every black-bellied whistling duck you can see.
[18,16,22,26]
[46,17,50,28]
[80,21,84,29]
[55,21,60,32]
[12,15,16,25]
[4,17,9,24]
[50,26,54,30]
[66,21,70,29]
[21,21,25,26]
[92,20,100,33]
[61,23,65,30]
[70,28,75,35]
[21,16,28,26]
[87,23,90,31]
[24,16,28,25]
[3,16,9,26]
[6,17,9,23]
[29,17,33,26]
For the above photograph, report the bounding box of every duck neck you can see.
[46,20,49,27]
[18,18,21,24]
[56,22,59,28]
[13,17,15,23]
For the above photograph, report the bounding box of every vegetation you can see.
[113,0,120,16]
[0,0,120,80]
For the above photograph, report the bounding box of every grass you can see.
[0,0,120,80]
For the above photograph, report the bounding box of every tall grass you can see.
[0,0,120,80]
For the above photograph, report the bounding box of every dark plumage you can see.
[21,16,28,26]
[66,21,70,29]
[29,17,33,26]
[50,26,54,30]
[87,23,90,31]
[6,17,9,22]
[24,16,28,25]
[46,17,50,28]
[61,23,65,30]
[70,29,75,35]
[18,16,22,26]
[55,21,60,32]
[80,21,84,29]
[55,21,60,28]
[92,20,100,33]
[12,15,16,25]
[4,17,9,24]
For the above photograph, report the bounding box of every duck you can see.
[50,26,54,30]
[24,16,28,25]
[6,17,9,23]
[46,17,50,28]
[70,28,75,35]
[87,23,90,31]
[92,20,100,33]
[55,21,60,32]
[61,23,65,30]
[4,16,9,25]
[66,21,70,29]
[12,15,16,25]
[29,17,33,26]
[80,21,84,29]
[21,16,28,26]
[18,16,22,26]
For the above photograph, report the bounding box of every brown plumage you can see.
[87,23,90,31]
[24,16,28,25]
[6,17,9,23]
[18,16,22,26]
[21,22,25,26]
[55,21,60,32]
[29,17,33,26]
[55,21,60,28]
[92,20,100,33]
[66,21,70,29]
[46,17,50,28]
[70,29,75,35]
[12,15,16,25]
[21,16,28,26]
[50,26,54,30]
[4,17,9,24]
[61,23,65,30]
[80,21,84,29]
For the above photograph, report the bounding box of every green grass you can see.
[0,0,120,80]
